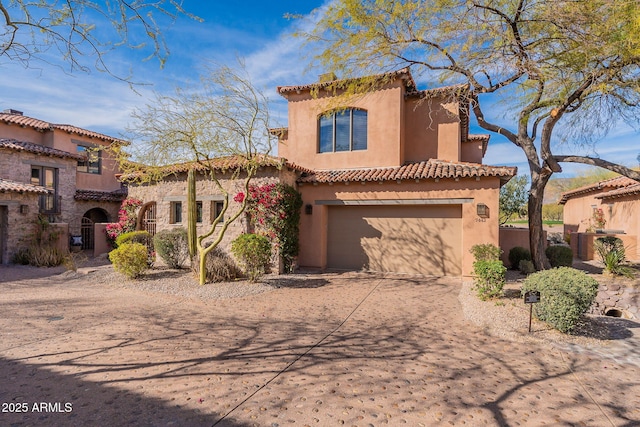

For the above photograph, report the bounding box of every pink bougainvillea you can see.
[105,198,142,247]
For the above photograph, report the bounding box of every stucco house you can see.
[0,109,126,263]
[276,68,516,276]
[560,176,640,261]
[125,68,516,276]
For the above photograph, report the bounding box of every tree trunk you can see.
[528,169,552,270]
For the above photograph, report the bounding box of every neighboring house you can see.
[560,176,640,260]
[124,68,516,277]
[0,109,126,263]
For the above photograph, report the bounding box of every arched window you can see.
[318,108,367,153]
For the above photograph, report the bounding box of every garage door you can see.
[327,204,462,276]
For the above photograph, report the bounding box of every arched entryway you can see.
[138,202,157,236]
[81,208,109,250]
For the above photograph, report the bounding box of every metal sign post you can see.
[523,291,541,333]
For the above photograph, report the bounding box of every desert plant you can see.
[518,259,535,275]
[594,236,635,277]
[12,215,67,267]
[521,267,599,333]
[109,242,148,279]
[508,246,531,270]
[469,243,502,262]
[231,233,271,282]
[545,245,573,267]
[154,228,188,269]
[116,230,155,265]
[472,260,506,300]
[191,245,239,283]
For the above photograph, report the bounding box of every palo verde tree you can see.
[1,0,197,80]
[119,62,275,285]
[302,0,640,269]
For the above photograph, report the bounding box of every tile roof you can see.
[596,182,640,199]
[297,159,516,184]
[0,111,126,144]
[0,138,84,160]
[559,176,638,204]
[0,178,50,194]
[119,155,314,180]
[277,67,418,96]
[74,189,128,202]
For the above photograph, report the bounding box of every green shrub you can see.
[473,260,506,300]
[594,236,635,277]
[545,245,573,267]
[518,259,535,275]
[109,242,148,279]
[192,245,239,283]
[521,267,599,333]
[231,234,272,282]
[154,228,188,269]
[12,246,66,267]
[508,246,531,270]
[116,230,154,265]
[469,244,502,262]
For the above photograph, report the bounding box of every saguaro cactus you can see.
[187,168,197,260]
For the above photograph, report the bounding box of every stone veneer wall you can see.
[590,283,640,320]
[126,167,294,256]
[0,192,41,263]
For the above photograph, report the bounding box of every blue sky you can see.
[1,1,638,177]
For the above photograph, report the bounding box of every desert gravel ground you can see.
[0,262,639,427]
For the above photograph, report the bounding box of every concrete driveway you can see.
[1,266,639,426]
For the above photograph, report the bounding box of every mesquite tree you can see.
[120,62,274,284]
[302,0,640,269]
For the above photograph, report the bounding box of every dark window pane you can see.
[319,115,333,153]
[335,111,350,151]
[196,201,203,223]
[352,109,367,150]
[31,168,40,185]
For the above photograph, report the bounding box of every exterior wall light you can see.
[477,203,490,218]
[305,204,313,215]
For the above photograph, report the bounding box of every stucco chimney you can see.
[3,108,23,115]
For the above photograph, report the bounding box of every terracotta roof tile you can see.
[559,176,637,204]
[0,138,84,160]
[0,111,126,144]
[0,178,50,194]
[596,182,640,199]
[74,189,127,202]
[297,160,516,184]
[277,67,417,96]
[120,155,314,180]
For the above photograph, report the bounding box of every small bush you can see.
[12,246,66,267]
[154,228,188,269]
[594,236,635,277]
[508,246,531,270]
[521,267,599,333]
[116,230,154,266]
[473,260,506,300]
[109,242,148,279]
[231,233,272,282]
[519,259,535,275]
[192,245,239,283]
[545,245,573,267]
[469,244,502,262]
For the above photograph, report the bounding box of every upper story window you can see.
[31,166,60,214]
[77,145,101,174]
[319,108,367,153]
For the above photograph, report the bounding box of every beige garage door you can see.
[327,204,462,276]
